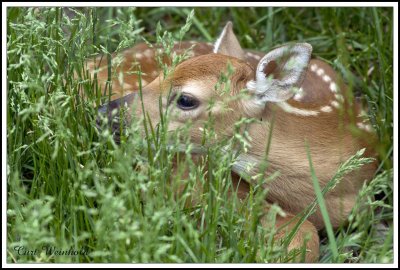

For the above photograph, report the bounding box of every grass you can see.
[6,7,393,263]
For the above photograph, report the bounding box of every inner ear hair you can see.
[263,61,283,80]
[246,43,312,103]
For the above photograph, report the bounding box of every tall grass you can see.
[6,7,393,263]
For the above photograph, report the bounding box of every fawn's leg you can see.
[172,155,319,262]
[230,173,320,263]
[271,210,320,262]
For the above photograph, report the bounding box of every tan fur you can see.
[172,155,320,262]
[90,24,378,262]
[84,41,262,100]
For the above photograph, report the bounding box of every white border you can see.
[0,2,398,7]
[2,2,398,268]
[393,2,399,269]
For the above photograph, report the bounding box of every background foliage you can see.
[6,7,393,263]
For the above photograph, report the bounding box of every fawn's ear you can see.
[213,21,246,60]
[246,43,312,105]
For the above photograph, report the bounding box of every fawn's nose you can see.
[96,92,138,143]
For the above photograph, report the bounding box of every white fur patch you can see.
[320,105,333,113]
[357,109,368,118]
[316,68,325,76]
[335,94,344,102]
[330,82,338,93]
[293,87,305,101]
[277,101,319,116]
[185,51,195,58]
[357,122,373,133]
[323,75,332,82]
[310,64,318,72]
[144,49,153,58]
[135,53,144,59]
[331,100,340,108]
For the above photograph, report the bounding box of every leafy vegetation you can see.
[6,7,393,263]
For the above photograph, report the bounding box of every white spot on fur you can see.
[316,68,325,76]
[330,82,338,93]
[144,49,153,58]
[135,53,144,59]
[293,87,305,101]
[335,94,344,102]
[185,50,195,58]
[357,122,373,133]
[320,105,333,113]
[323,75,331,82]
[277,101,319,116]
[331,100,340,108]
[310,64,318,72]
[357,109,368,118]
[356,122,364,129]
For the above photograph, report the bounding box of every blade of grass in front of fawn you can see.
[6,6,393,263]
[305,142,339,261]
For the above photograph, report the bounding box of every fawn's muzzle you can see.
[96,92,138,143]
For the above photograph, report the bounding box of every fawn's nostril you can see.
[96,104,109,128]
[97,103,108,115]
[95,92,138,143]
[96,103,121,141]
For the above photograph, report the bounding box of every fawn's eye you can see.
[176,93,200,110]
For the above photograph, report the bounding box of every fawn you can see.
[90,22,377,262]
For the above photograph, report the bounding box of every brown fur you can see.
[90,33,377,262]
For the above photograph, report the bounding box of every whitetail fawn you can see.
[90,22,378,262]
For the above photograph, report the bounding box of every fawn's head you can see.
[98,22,312,145]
